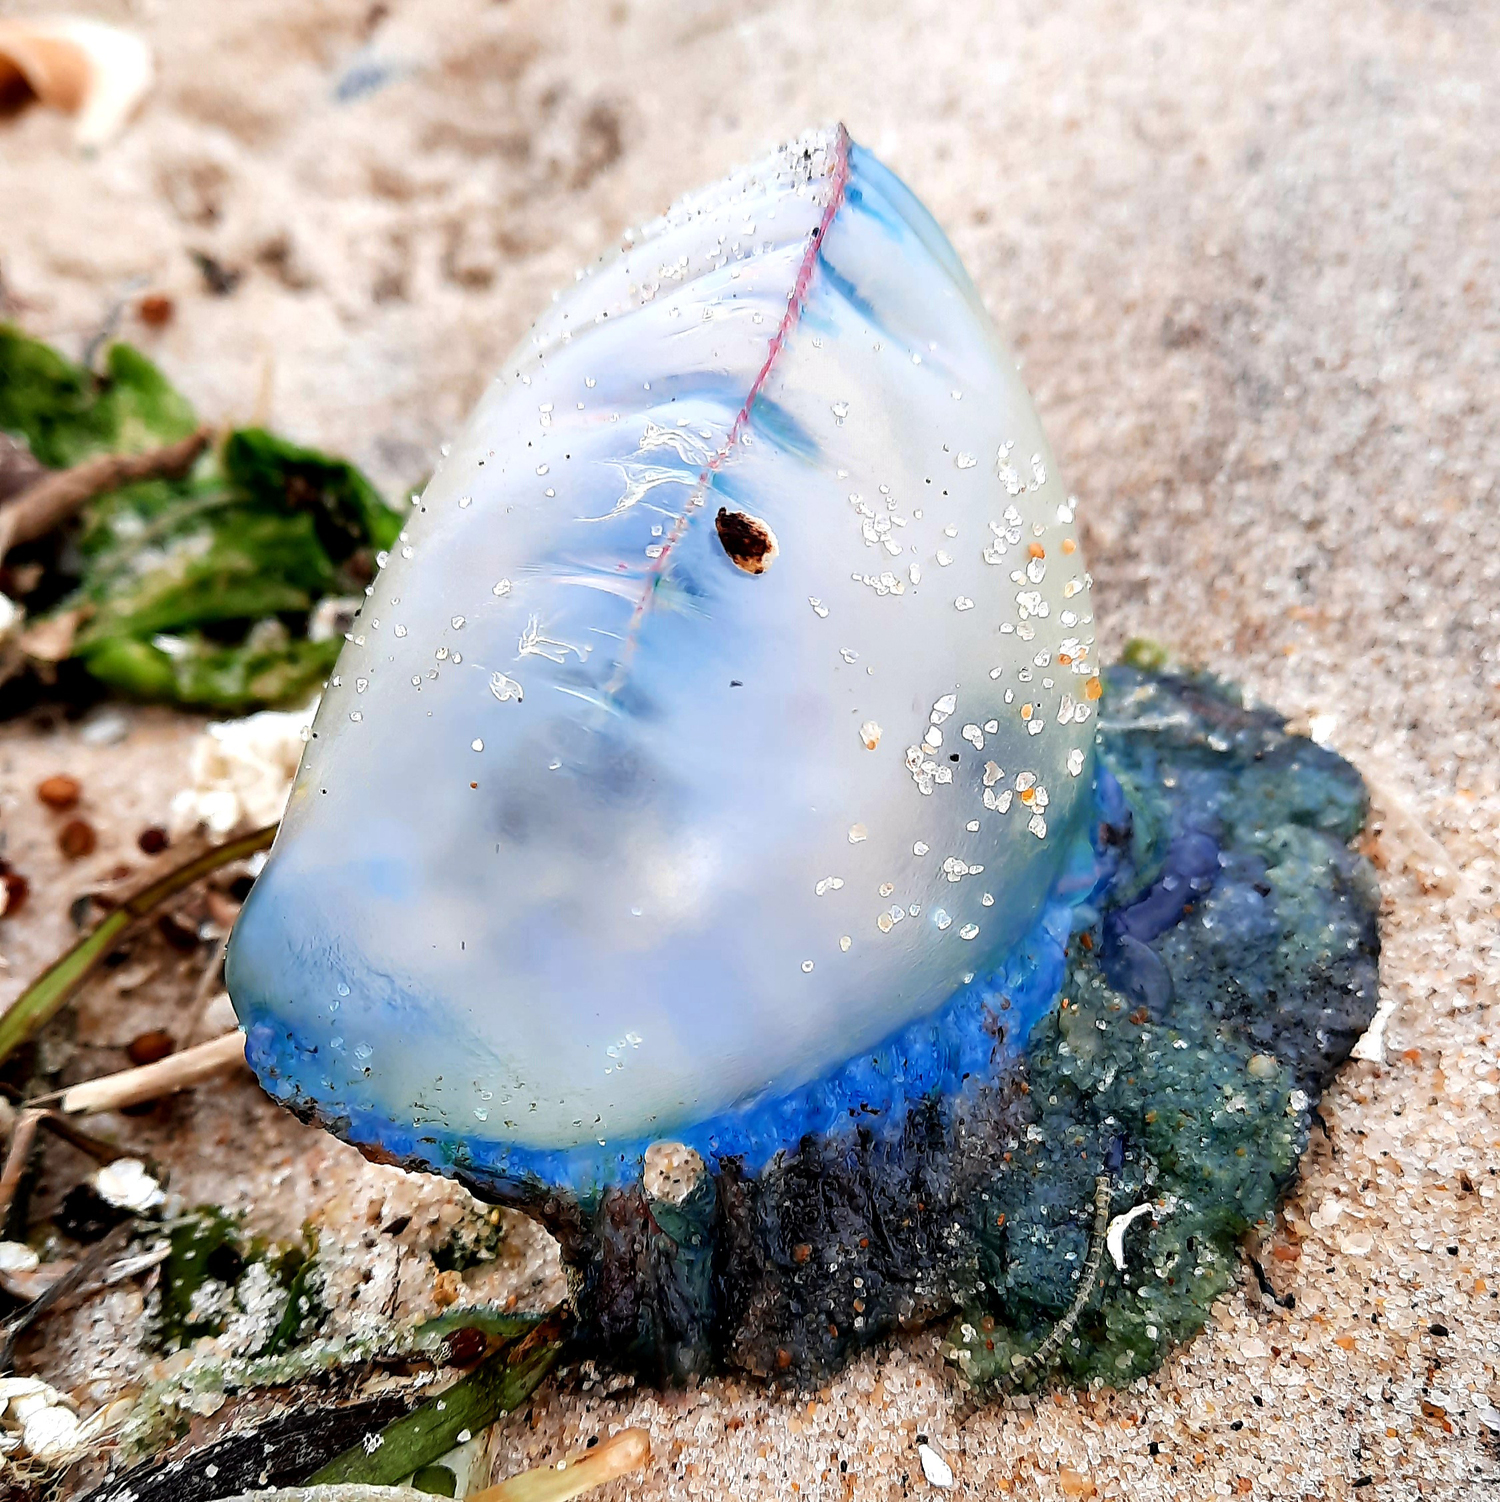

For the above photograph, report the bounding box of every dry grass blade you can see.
[54,1030,246,1115]
[0,822,276,1069]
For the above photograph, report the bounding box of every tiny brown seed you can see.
[37,774,82,811]
[137,826,170,855]
[0,871,29,917]
[58,819,97,859]
[138,293,175,327]
[127,1029,176,1067]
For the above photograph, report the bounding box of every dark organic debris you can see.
[189,252,242,297]
[77,1394,415,1502]
[54,1182,132,1243]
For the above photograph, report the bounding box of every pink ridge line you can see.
[618,124,852,652]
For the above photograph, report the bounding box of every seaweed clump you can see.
[153,1208,323,1357]
[0,325,402,712]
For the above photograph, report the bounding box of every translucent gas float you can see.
[228,127,1380,1389]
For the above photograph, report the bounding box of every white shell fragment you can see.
[918,1441,955,1488]
[171,703,317,837]
[0,17,153,149]
[93,1157,164,1213]
[1105,1201,1157,1271]
[0,1242,39,1274]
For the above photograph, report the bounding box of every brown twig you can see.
[0,1106,135,1227]
[0,1108,43,1230]
[0,426,213,562]
[0,1219,133,1372]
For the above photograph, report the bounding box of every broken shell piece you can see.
[0,17,153,149]
[918,1442,954,1488]
[170,702,317,836]
[1105,1201,1156,1271]
[0,1241,39,1274]
[19,1402,82,1460]
[93,1157,164,1212]
[0,1374,100,1462]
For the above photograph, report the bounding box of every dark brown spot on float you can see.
[715,507,778,574]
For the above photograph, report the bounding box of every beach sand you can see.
[0,0,1496,1495]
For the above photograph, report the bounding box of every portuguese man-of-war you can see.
[228,126,1380,1389]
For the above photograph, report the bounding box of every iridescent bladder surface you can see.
[227,126,1103,1190]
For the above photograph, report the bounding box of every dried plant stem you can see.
[0,1106,135,1225]
[0,426,213,562]
[53,1029,246,1115]
[309,1313,568,1487]
[0,1220,132,1372]
[0,822,276,1068]
[473,1427,651,1502]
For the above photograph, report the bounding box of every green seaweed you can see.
[154,1208,323,1354]
[0,325,402,712]
[264,1234,326,1355]
[156,1208,244,1348]
[0,329,196,467]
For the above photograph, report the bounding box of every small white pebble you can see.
[918,1442,954,1488]
[0,1241,39,1274]
[94,1159,164,1213]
